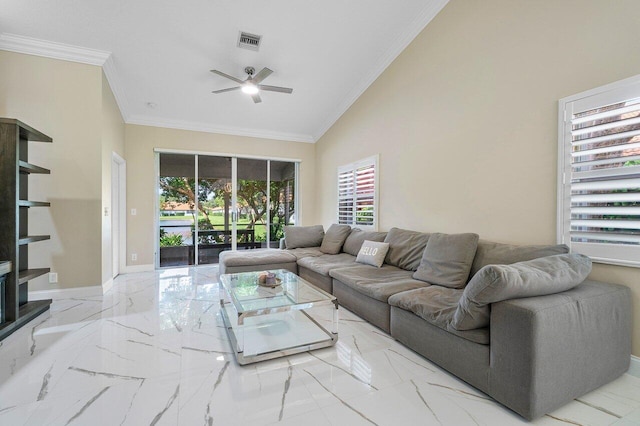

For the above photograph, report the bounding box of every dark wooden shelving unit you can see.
[0,118,52,341]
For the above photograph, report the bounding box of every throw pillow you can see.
[469,241,569,278]
[413,233,479,288]
[451,253,592,331]
[320,224,352,254]
[342,228,387,256]
[355,240,390,268]
[383,227,431,271]
[283,225,325,249]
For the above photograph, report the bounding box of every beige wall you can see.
[124,124,316,267]
[315,0,640,355]
[0,51,103,290]
[101,73,125,285]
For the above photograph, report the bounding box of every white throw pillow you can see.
[356,240,390,268]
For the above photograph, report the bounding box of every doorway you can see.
[157,152,299,268]
[111,153,126,278]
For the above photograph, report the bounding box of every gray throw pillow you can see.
[383,227,431,271]
[451,253,592,331]
[469,241,569,278]
[413,233,479,288]
[343,228,387,256]
[356,240,390,268]
[283,225,324,249]
[320,224,352,254]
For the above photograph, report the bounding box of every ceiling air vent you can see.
[237,32,261,51]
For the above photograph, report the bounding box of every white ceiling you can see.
[0,0,448,142]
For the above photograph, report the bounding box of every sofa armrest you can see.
[488,279,631,420]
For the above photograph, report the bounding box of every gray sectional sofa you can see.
[218,225,632,420]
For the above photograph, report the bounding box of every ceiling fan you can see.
[210,66,293,103]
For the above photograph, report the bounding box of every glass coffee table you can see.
[219,269,339,365]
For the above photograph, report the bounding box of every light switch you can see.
[131,208,137,216]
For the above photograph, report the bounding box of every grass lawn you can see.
[159,214,269,241]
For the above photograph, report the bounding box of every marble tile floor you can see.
[0,266,639,426]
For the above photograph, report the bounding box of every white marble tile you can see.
[578,374,640,418]
[22,372,181,426]
[1,264,639,426]
[0,344,87,409]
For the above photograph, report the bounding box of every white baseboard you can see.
[29,285,103,301]
[102,278,113,294]
[123,264,154,274]
[629,355,640,378]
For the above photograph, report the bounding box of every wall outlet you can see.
[49,272,58,283]
[131,253,137,262]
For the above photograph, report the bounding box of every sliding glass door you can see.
[158,153,197,266]
[157,152,298,267]
[196,155,233,265]
[269,161,296,248]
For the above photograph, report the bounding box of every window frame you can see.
[557,74,640,268]
[337,155,379,230]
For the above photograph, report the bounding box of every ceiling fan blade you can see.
[252,67,273,84]
[210,70,244,84]
[251,93,262,103]
[212,86,241,94]
[258,84,293,94]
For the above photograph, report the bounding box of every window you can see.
[338,155,378,229]
[558,75,640,267]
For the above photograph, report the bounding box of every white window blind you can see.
[558,76,640,267]
[338,156,378,229]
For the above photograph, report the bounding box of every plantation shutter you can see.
[559,78,640,267]
[338,156,378,229]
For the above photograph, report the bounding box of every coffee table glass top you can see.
[219,269,335,314]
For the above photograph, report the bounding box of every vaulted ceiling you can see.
[0,0,448,142]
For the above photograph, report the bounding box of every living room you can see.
[1,0,639,424]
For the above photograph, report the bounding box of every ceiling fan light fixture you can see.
[241,84,259,95]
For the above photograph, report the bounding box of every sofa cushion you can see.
[329,264,428,302]
[320,224,352,254]
[343,228,387,256]
[218,249,298,275]
[297,253,357,276]
[389,287,489,345]
[383,227,431,271]
[452,253,592,331]
[470,240,569,278]
[356,240,390,268]
[284,225,324,249]
[286,247,324,260]
[219,249,297,267]
[413,233,479,288]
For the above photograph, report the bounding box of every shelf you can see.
[19,299,52,319]
[0,118,52,142]
[18,200,50,208]
[0,300,52,341]
[18,235,50,245]
[19,161,50,175]
[0,261,11,276]
[18,268,50,285]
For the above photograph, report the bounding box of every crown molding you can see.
[102,55,131,122]
[0,33,110,66]
[311,0,449,141]
[126,115,315,143]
